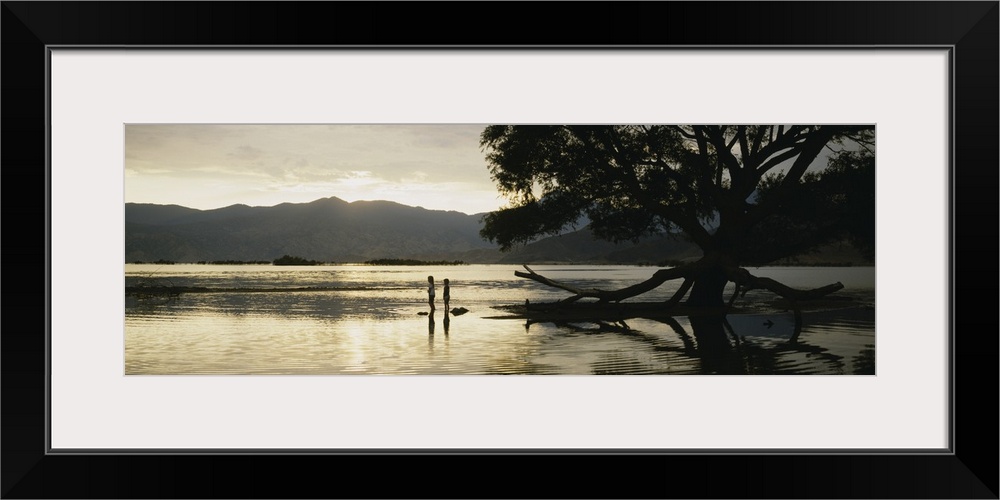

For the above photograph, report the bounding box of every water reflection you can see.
[125,264,875,375]
[524,310,871,375]
[427,311,436,351]
[852,344,875,375]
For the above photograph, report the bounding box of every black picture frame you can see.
[4,2,997,498]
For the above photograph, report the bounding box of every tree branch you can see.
[598,128,713,249]
[672,125,697,140]
[748,125,806,171]
[776,127,838,189]
[750,126,768,157]
[738,126,750,163]
[748,127,840,224]
[664,278,693,307]
[755,147,804,177]
[651,204,714,249]
[703,126,743,186]
[513,262,844,309]
[515,263,699,303]
[692,127,717,191]
[730,267,844,301]
[643,156,698,202]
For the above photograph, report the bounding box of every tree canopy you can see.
[479,125,875,307]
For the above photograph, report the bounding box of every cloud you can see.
[230,145,265,161]
[124,124,501,213]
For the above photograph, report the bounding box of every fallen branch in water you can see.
[514,263,700,304]
[512,257,845,308]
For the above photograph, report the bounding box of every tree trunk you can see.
[688,314,744,374]
[686,265,729,307]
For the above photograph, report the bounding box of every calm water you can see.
[125,264,875,375]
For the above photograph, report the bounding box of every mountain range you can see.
[124,197,703,264]
[125,197,872,265]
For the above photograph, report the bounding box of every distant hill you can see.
[125,197,495,263]
[767,240,874,266]
[125,197,870,266]
[495,228,702,265]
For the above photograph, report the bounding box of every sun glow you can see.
[125,124,502,214]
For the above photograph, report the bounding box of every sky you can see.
[124,124,852,215]
[124,124,506,215]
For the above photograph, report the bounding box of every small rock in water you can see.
[450,307,469,316]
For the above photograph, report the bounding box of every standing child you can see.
[427,276,435,311]
[443,278,450,311]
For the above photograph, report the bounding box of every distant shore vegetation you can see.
[364,258,466,266]
[272,255,322,266]
[198,260,271,265]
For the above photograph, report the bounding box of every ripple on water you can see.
[125,266,875,375]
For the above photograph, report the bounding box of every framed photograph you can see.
[5,2,996,498]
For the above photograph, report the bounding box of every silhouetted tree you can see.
[479,125,875,307]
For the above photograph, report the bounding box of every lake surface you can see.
[125,264,875,375]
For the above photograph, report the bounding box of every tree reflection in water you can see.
[526,309,860,375]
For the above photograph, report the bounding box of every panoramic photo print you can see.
[125,124,876,375]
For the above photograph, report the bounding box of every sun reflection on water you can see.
[125,265,875,375]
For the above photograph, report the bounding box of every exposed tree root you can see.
[515,262,701,303]
[664,278,693,307]
[729,267,844,301]
[513,257,844,307]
